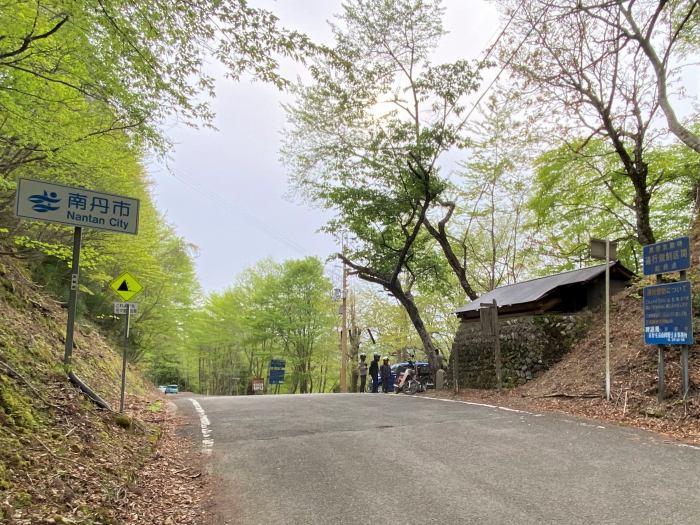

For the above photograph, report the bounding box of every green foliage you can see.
[527,138,698,273]
[283,0,485,362]
[187,257,338,394]
[0,377,37,429]
[0,0,313,176]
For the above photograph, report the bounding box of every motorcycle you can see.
[395,366,426,395]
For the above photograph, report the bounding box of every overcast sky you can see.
[148,0,502,293]
[148,1,700,294]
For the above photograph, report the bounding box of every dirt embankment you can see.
[0,256,209,524]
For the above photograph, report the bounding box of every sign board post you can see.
[590,238,617,400]
[65,226,82,367]
[252,378,264,394]
[268,359,286,392]
[642,237,692,402]
[119,306,131,413]
[14,179,140,369]
[109,273,143,413]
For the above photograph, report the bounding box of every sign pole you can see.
[340,263,348,393]
[681,346,689,398]
[605,240,611,401]
[658,347,666,402]
[655,274,666,401]
[119,306,130,413]
[63,226,82,367]
[680,269,690,399]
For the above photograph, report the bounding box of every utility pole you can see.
[340,258,349,393]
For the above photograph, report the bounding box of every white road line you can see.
[416,395,700,452]
[189,398,214,455]
[417,394,535,415]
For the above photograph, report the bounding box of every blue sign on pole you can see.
[642,236,690,276]
[268,359,286,385]
[643,281,694,345]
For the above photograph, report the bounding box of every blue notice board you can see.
[268,359,286,385]
[643,237,690,276]
[643,281,694,345]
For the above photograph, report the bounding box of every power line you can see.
[163,168,310,255]
[458,0,539,128]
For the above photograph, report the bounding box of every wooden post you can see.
[658,346,665,402]
[493,299,501,391]
[681,346,689,399]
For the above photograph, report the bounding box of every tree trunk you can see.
[389,284,439,370]
[631,168,655,246]
[425,215,478,300]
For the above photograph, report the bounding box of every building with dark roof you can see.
[450,262,635,389]
[455,262,635,320]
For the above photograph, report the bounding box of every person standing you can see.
[358,353,368,393]
[380,356,391,394]
[369,352,380,393]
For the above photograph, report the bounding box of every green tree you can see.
[527,139,698,272]
[283,0,484,367]
[497,0,680,245]
[573,0,700,154]
[0,0,312,179]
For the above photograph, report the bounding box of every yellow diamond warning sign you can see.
[110,271,143,301]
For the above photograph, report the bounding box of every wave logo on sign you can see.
[28,190,61,212]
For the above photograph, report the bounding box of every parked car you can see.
[164,384,179,394]
[158,385,167,393]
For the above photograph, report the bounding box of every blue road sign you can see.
[643,281,694,345]
[269,359,286,385]
[643,237,690,276]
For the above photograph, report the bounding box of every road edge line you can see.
[189,398,214,455]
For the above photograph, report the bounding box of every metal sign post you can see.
[110,272,143,413]
[605,240,610,400]
[590,238,617,400]
[14,179,140,371]
[64,227,82,365]
[119,306,131,413]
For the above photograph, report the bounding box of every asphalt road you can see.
[174,393,700,525]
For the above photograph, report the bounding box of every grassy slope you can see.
[0,254,164,523]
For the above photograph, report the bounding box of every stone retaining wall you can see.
[449,312,592,389]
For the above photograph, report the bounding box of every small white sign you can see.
[113,302,138,315]
[15,178,140,235]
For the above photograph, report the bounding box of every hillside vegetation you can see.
[0,255,203,523]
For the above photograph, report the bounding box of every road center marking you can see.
[189,398,214,455]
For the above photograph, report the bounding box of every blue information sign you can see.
[268,359,286,385]
[643,281,694,345]
[643,236,690,276]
